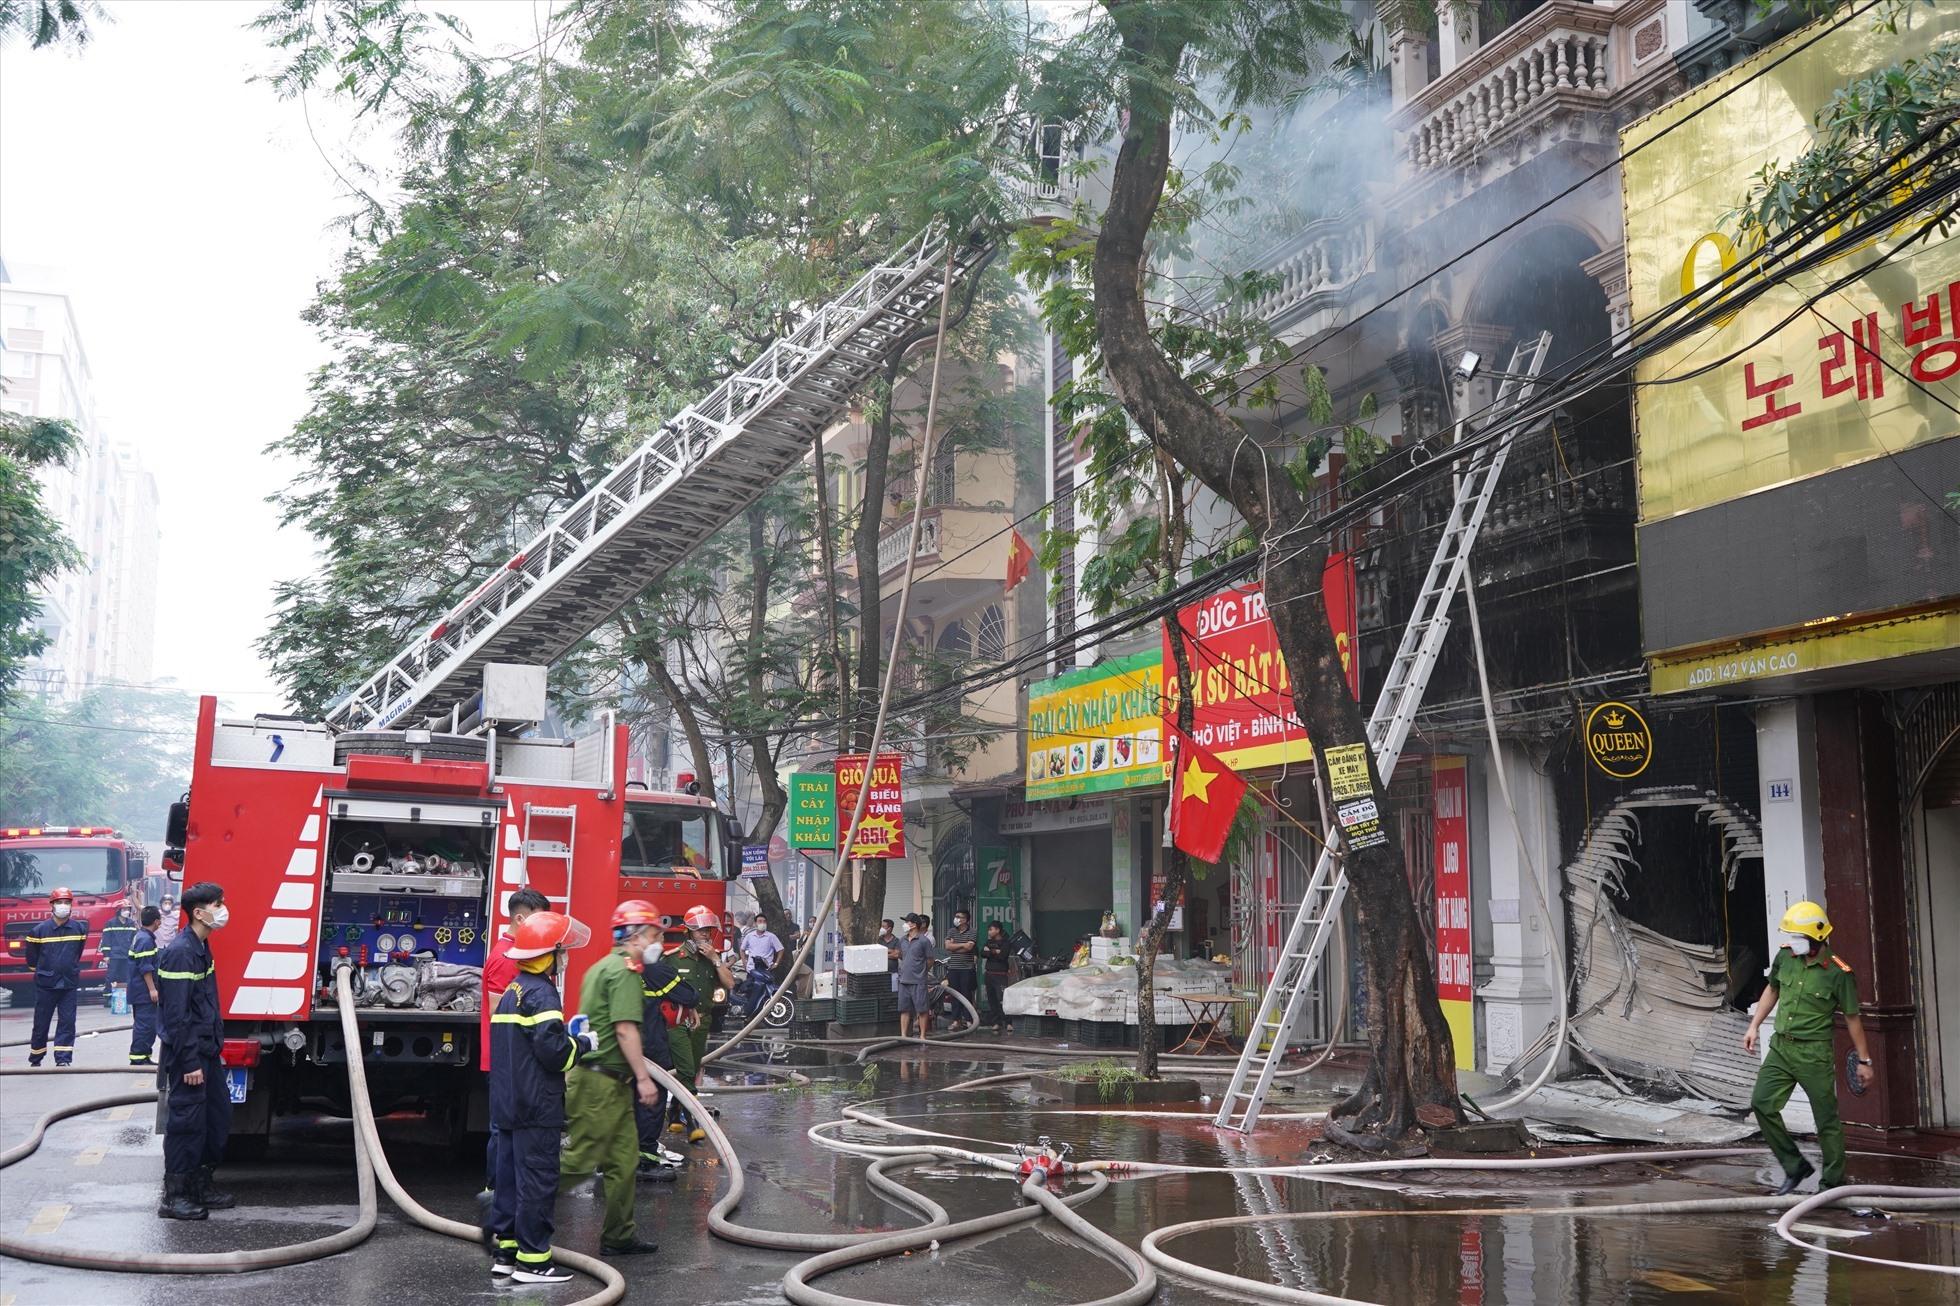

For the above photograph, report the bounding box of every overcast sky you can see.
[1,0,541,714]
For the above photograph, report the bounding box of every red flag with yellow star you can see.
[1168,724,1246,864]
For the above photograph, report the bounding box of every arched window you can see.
[975,605,1006,661]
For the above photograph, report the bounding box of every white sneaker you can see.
[656,1145,687,1166]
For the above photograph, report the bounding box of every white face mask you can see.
[642,943,664,966]
[1788,934,1812,957]
[204,905,230,931]
[52,903,71,920]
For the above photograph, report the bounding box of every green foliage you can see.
[0,0,102,49]
[0,415,82,710]
[1733,20,1957,240]
[0,687,197,835]
[1054,1055,1147,1101]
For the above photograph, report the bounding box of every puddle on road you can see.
[723,1044,1960,1305]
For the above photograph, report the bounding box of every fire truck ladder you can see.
[1212,330,1553,1134]
[323,223,997,732]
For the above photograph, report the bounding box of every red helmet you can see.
[508,911,590,960]
[683,905,718,932]
[49,886,73,903]
[612,899,661,929]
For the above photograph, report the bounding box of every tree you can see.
[0,686,198,835]
[0,0,102,50]
[1017,0,1461,1136]
[0,414,81,710]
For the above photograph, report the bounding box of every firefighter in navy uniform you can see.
[128,905,162,1065]
[486,909,593,1285]
[1743,900,1875,1195]
[156,881,235,1220]
[23,886,87,1067]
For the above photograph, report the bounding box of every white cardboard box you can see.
[812,970,836,999]
[843,944,890,975]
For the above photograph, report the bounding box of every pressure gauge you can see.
[398,933,417,953]
[377,934,397,954]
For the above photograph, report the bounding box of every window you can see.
[927,445,958,506]
[621,804,713,876]
[975,605,1006,661]
[0,847,124,899]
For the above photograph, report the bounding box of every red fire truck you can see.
[171,696,735,1153]
[1,825,148,990]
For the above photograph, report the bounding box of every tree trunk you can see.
[1137,460,1194,1081]
[1091,5,1458,1134]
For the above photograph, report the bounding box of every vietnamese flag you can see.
[1004,528,1034,593]
[1168,724,1247,863]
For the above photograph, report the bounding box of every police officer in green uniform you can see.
[560,903,661,1258]
[664,905,734,1144]
[1742,900,1874,1195]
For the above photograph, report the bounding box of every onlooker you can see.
[156,881,234,1220]
[739,916,783,1009]
[129,906,162,1065]
[102,899,138,1009]
[481,887,552,1193]
[981,921,1013,1035]
[896,914,934,1039]
[941,909,977,1030]
[155,894,180,951]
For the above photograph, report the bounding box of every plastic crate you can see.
[1084,1020,1127,1048]
[795,998,834,1024]
[835,996,893,1026]
[1016,1015,1046,1039]
[843,972,891,1000]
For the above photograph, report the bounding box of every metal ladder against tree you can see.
[323,223,998,733]
[1212,330,1553,1134]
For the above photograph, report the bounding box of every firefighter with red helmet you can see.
[616,901,696,1180]
[486,910,594,1284]
[557,901,664,1258]
[23,885,87,1068]
[664,904,733,1145]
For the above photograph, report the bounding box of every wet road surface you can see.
[1,1005,1955,1305]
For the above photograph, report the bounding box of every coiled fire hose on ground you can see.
[0,965,625,1305]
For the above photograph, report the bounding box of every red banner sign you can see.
[1161,553,1358,773]
[833,753,906,858]
[1433,756,1474,1070]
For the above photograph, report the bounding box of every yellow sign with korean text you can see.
[1623,8,1960,524]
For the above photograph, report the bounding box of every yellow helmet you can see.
[1779,900,1832,941]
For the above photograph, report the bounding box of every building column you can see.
[1474,742,1565,1078]
[1756,699,1827,919]
[1382,0,1428,110]
[1438,0,1482,76]
[1813,692,1921,1132]
[1580,246,1633,354]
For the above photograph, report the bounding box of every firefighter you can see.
[666,904,733,1144]
[156,881,234,1221]
[618,903,694,1179]
[23,886,87,1068]
[1743,900,1875,1195]
[480,885,552,1194]
[102,898,138,1009]
[128,905,162,1065]
[558,903,663,1258]
[486,910,594,1284]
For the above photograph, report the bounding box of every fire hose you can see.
[0,965,625,1305]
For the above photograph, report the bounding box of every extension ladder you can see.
[325,224,997,731]
[1212,331,1553,1133]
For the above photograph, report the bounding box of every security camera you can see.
[1453,351,1482,382]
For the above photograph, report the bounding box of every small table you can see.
[1170,993,1246,1055]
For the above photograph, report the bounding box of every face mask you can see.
[642,943,665,966]
[204,905,230,931]
[1788,934,1812,957]
[52,903,70,920]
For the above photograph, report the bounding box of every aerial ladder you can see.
[1212,331,1554,1134]
[323,223,1000,732]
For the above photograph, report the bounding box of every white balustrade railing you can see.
[875,510,942,576]
[1404,16,1615,171]
[1244,219,1374,322]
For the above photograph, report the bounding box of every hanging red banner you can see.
[1432,756,1474,1071]
[833,753,906,858]
[1161,552,1359,773]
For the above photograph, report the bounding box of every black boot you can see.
[157,1173,207,1221]
[195,1164,236,1210]
[1773,1159,1815,1196]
